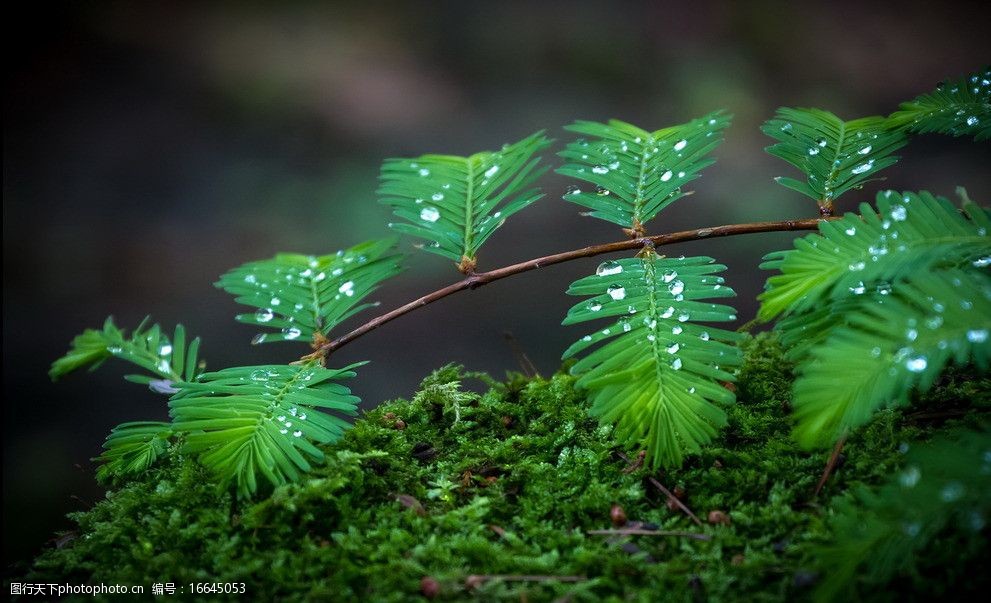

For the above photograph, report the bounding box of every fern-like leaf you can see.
[50,317,203,388]
[762,108,907,210]
[379,131,551,269]
[815,425,991,601]
[562,250,743,467]
[169,362,363,496]
[95,421,172,482]
[791,269,991,446]
[557,111,731,234]
[216,239,402,345]
[758,190,990,322]
[888,66,991,141]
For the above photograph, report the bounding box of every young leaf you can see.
[762,108,907,211]
[557,111,731,235]
[888,66,991,141]
[95,421,173,482]
[791,269,990,447]
[216,239,403,345]
[379,131,551,270]
[168,362,364,497]
[562,251,743,468]
[758,190,990,323]
[50,317,203,386]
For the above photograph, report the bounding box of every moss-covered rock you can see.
[23,334,991,601]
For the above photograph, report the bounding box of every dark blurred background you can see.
[4,0,989,567]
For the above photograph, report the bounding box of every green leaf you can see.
[216,239,403,345]
[379,131,551,267]
[169,362,364,497]
[50,317,203,385]
[562,251,743,468]
[815,425,991,600]
[557,111,731,232]
[791,270,991,447]
[95,421,172,482]
[762,108,907,207]
[758,190,990,322]
[888,66,991,141]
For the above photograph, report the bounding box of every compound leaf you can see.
[562,251,743,468]
[888,66,991,141]
[379,131,551,269]
[558,111,731,234]
[762,108,907,209]
[216,239,403,345]
[169,362,363,497]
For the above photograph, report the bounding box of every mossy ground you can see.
[22,334,990,601]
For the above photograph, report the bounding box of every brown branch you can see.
[814,435,847,497]
[302,218,827,361]
[647,476,704,527]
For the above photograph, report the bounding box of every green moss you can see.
[25,334,990,601]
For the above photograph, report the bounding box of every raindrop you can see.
[900,466,921,487]
[420,207,441,222]
[662,270,678,283]
[660,170,673,182]
[966,329,989,343]
[418,168,430,177]
[699,331,710,341]
[858,145,872,154]
[256,309,275,323]
[283,327,302,340]
[596,261,623,276]
[808,147,820,156]
[592,166,609,174]
[940,481,965,502]
[966,116,979,127]
[666,343,680,354]
[851,160,874,175]
[484,165,500,178]
[661,307,675,319]
[905,355,928,373]
[845,226,857,236]
[677,312,690,322]
[607,285,627,301]
[158,344,173,356]
[339,281,355,297]
[587,301,603,312]
[432,192,444,201]
[668,280,685,295]
[672,325,683,335]
[890,205,907,221]
[671,358,683,370]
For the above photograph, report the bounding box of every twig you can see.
[503,331,540,377]
[814,435,847,497]
[647,477,704,527]
[302,218,826,361]
[587,529,711,540]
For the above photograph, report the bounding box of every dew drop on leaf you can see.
[607,285,626,301]
[596,261,623,276]
[420,207,441,223]
[673,139,687,151]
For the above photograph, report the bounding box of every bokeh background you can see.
[4,0,989,566]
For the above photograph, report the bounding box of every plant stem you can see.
[303,217,827,361]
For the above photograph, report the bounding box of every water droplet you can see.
[905,355,928,373]
[158,344,173,356]
[699,331,710,341]
[666,343,680,354]
[877,282,892,296]
[660,307,675,319]
[672,325,683,335]
[339,281,355,297]
[677,312,690,322]
[662,270,678,283]
[849,261,865,272]
[673,139,688,151]
[250,370,269,382]
[869,346,882,358]
[293,430,303,438]
[966,329,988,343]
[967,116,979,127]
[660,170,673,182]
[622,321,632,332]
[902,522,922,537]
[900,465,921,487]
[587,301,602,312]
[592,165,609,174]
[850,282,866,295]
[418,168,430,176]
[596,261,623,276]
[890,205,907,221]
[671,358,683,370]
[808,147,820,156]
[851,160,874,175]
[283,327,302,340]
[668,280,685,295]
[244,274,257,284]
[431,192,444,201]
[940,481,965,502]
[906,328,918,341]
[607,285,626,301]
[858,145,872,155]
[420,207,441,222]
[484,165,500,178]
[972,256,991,268]
[845,226,856,236]
[256,309,275,323]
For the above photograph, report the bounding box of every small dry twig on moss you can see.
[587,529,711,540]
[814,435,847,497]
